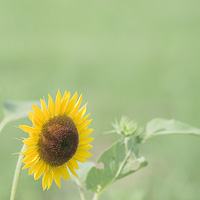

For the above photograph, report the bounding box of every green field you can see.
[0,0,200,199]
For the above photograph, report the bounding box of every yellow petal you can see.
[44,164,51,173]
[29,132,39,140]
[73,154,87,163]
[32,105,46,124]
[60,91,70,115]
[28,159,43,175]
[20,146,38,155]
[48,94,55,118]
[22,152,38,163]
[42,172,48,191]
[81,106,87,117]
[29,110,43,127]
[70,94,82,119]
[78,144,93,150]
[76,149,92,158]
[34,161,46,180]
[47,171,54,190]
[78,114,91,125]
[68,158,79,170]
[79,137,94,145]
[22,158,39,169]
[26,133,39,141]
[67,162,78,178]
[19,125,40,134]
[62,90,68,101]
[55,90,62,116]
[23,138,38,147]
[28,110,34,121]
[77,118,92,132]
[60,164,71,180]
[65,92,78,115]
[52,167,61,188]
[40,99,50,120]
[79,128,93,137]
[28,111,42,129]
[73,103,87,124]
[22,152,37,163]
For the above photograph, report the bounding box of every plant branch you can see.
[75,179,86,200]
[10,144,26,200]
[92,192,101,200]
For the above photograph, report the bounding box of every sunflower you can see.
[19,90,93,190]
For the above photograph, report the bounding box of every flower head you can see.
[20,90,93,190]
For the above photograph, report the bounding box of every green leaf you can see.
[0,100,39,134]
[144,118,200,141]
[85,136,147,194]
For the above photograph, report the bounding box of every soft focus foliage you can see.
[86,135,147,194]
[0,101,38,133]
[144,118,200,140]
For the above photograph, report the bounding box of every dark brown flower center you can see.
[38,115,79,166]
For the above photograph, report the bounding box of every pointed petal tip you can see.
[22,165,27,170]
[43,185,47,191]
[19,125,26,131]
[19,124,27,129]
[57,90,62,97]
[75,174,79,178]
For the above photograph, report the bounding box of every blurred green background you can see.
[0,0,200,199]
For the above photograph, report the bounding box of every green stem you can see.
[75,179,86,200]
[10,144,26,200]
[92,193,101,200]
